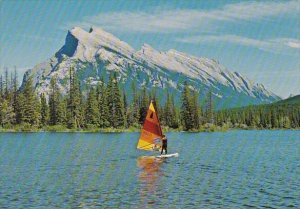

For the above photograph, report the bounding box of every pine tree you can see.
[139,86,149,124]
[0,96,2,126]
[191,90,200,129]
[0,75,3,99]
[15,92,25,124]
[0,99,15,128]
[106,72,125,128]
[40,93,49,126]
[97,78,109,128]
[67,67,83,129]
[164,91,179,127]
[113,74,125,128]
[164,92,171,126]
[205,90,214,124]
[4,68,9,100]
[21,76,40,125]
[11,67,18,124]
[170,93,179,128]
[129,81,140,126]
[106,74,114,127]
[180,81,194,130]
[59,97,68,125]
[123,90,128,128]
[85,87,100,126]
[49,76,62,126]
[0,76,3,126]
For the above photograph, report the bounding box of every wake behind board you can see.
[156,153,179,158]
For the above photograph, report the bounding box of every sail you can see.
[137,101,163,151]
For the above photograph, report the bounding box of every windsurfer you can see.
[161,134,167,155]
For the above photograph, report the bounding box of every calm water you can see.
[0,131,299,209]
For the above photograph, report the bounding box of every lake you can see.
[0,130,299,208]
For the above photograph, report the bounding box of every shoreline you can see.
[0,127,299,133]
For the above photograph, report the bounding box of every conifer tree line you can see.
[0,68,209,131]
[214,103,300,129]
[0,67,299,131]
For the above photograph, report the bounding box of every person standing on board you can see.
[161,134,168,155]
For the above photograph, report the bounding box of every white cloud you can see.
[67,0,300,33]
[177,35,300,53]
[178,35,263,46]
[286,41,300,48]
[213,0,300,21]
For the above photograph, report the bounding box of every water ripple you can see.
[1,131,300,208]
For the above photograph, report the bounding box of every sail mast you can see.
[151,100,163,136]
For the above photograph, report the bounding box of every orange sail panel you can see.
[137,101,163,151]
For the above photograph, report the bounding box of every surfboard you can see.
[156,153,179,158]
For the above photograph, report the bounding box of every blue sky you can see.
[0,0,299,98]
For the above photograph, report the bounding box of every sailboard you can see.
[137,100,178,158]
[156,153,179,158]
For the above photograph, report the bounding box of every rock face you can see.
[21,26,280,108]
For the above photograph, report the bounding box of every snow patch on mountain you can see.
[134,45,277,100]
[69,27,134,62]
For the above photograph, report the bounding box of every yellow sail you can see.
[137,100,163,151]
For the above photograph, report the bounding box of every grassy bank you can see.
[0,123,231,133]
[1,124,297,133]
[0,125,140,133]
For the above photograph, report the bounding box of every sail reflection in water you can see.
[137,156,164,207]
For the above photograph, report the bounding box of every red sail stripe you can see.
[143,120,162,136]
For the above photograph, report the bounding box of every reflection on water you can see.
[137,156,164,207]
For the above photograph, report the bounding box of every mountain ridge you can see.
[275,94,300,105]
[21,26,281,108]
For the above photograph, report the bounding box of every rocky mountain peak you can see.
[21,27,281,108]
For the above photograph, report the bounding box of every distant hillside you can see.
[215,94,300,129]
[220,94,300,111]
[275,95,300,105]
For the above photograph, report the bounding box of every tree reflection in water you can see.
[137,156,165,207]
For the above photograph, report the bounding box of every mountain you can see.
[275,95,300,105]
[21,26,280,108]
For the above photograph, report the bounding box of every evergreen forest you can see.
[0,68,299,132]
